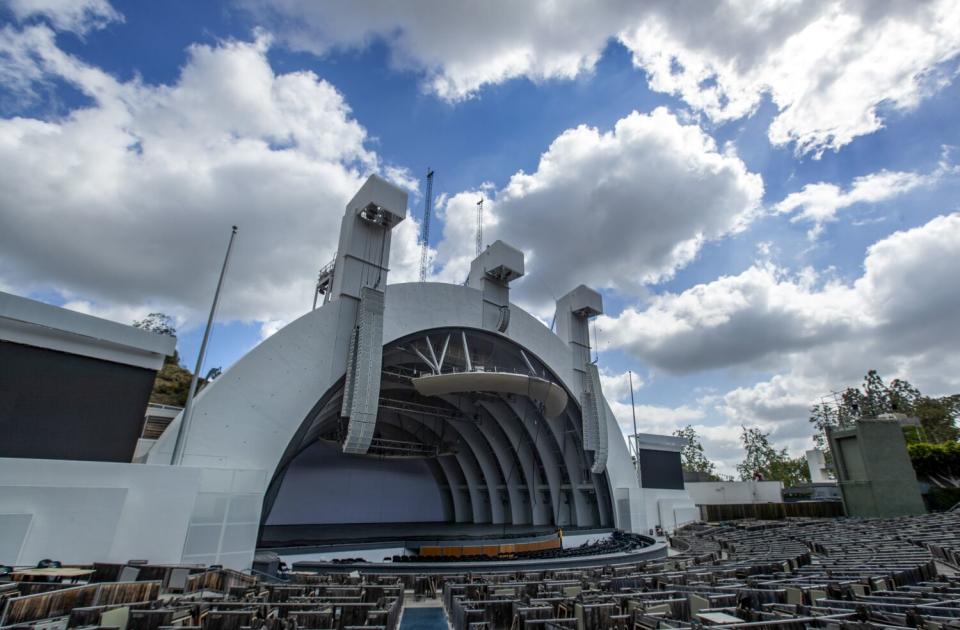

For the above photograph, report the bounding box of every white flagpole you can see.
[629,370,638,472]
[171,225,238,465]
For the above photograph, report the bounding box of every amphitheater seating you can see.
[2,512,960,630]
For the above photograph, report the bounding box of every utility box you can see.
[828,418,926,517]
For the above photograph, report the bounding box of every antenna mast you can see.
[476,196,483,256]
[419,169,434,282]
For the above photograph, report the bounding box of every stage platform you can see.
[289,538,668,574]
[259,522,667,573]
[259,522,570,551]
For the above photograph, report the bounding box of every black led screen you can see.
[0,340,156,462]
[638,448,685,490]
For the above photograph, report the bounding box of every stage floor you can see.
[289,539,668,574]
[259,522,566,549]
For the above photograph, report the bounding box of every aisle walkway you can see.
[399,606,448,630]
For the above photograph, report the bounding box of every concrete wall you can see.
[0,458,264,569]
[602,399,648,533]
[829,419,926,518]
[636,488,698,534]
[685,481,783,505]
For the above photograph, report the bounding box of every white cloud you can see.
[605,396,745,476]
[250,0,960,154]
[599,213,960,455]
[721,373,826,438]
[775,170,932,239]
[6,0,122,34]
[856,212,960,354]
[381,165,421,200]
[258,318,285,341]
[600,263,859,373]
[430,189,493,285]
[595,366,748,472]
[605,213,960,379]
[620,1,960,156]
[0,26,419,329]
[608,399,704,439]
[432,108,762,311]
[244,0,621,102]
[599,369,643,404]
[629,403,704,428]
[4,25,758,337]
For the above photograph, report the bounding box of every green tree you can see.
[768,455,812,488]
[132,312,197,407]
[861,369,888,418]
[150,360,194,406]
[133,312,177,337]
[673,425,720,480]
[736,426,810,487]
[888,378,921,413]
[913,395,960,443]
[808,370,959,449]
[808,401,841,450]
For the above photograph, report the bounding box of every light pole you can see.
[629,370,638,473]
[171,225,238,465]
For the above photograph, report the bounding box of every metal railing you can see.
[146,403,183,412]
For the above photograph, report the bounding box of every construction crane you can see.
[476,196,483,257]
[419,168,434,282]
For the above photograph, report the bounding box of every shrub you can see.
[909,441,960,478]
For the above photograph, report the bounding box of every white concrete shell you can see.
[146,283,643,535]
[1,176,684,571]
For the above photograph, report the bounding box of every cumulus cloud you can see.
[620,0,960,156]
[0,26,420,329]
[429,189,495,285]
[775,169,934,239]
[595,368,749,473]
[250,0,960,154]
[855,212,960,355]
[599,369,643,404]
[243,0,621,102]
[600,263,859,373]
[604,213,960,377]
[721,373,827,443]
[431,108,762,312]
[0,24,760,338]
[616,403,704,429]
[603,395,746,476]
[598,213,960,454]
[6,0,122,34]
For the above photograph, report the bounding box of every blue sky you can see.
[2,0,959,473]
